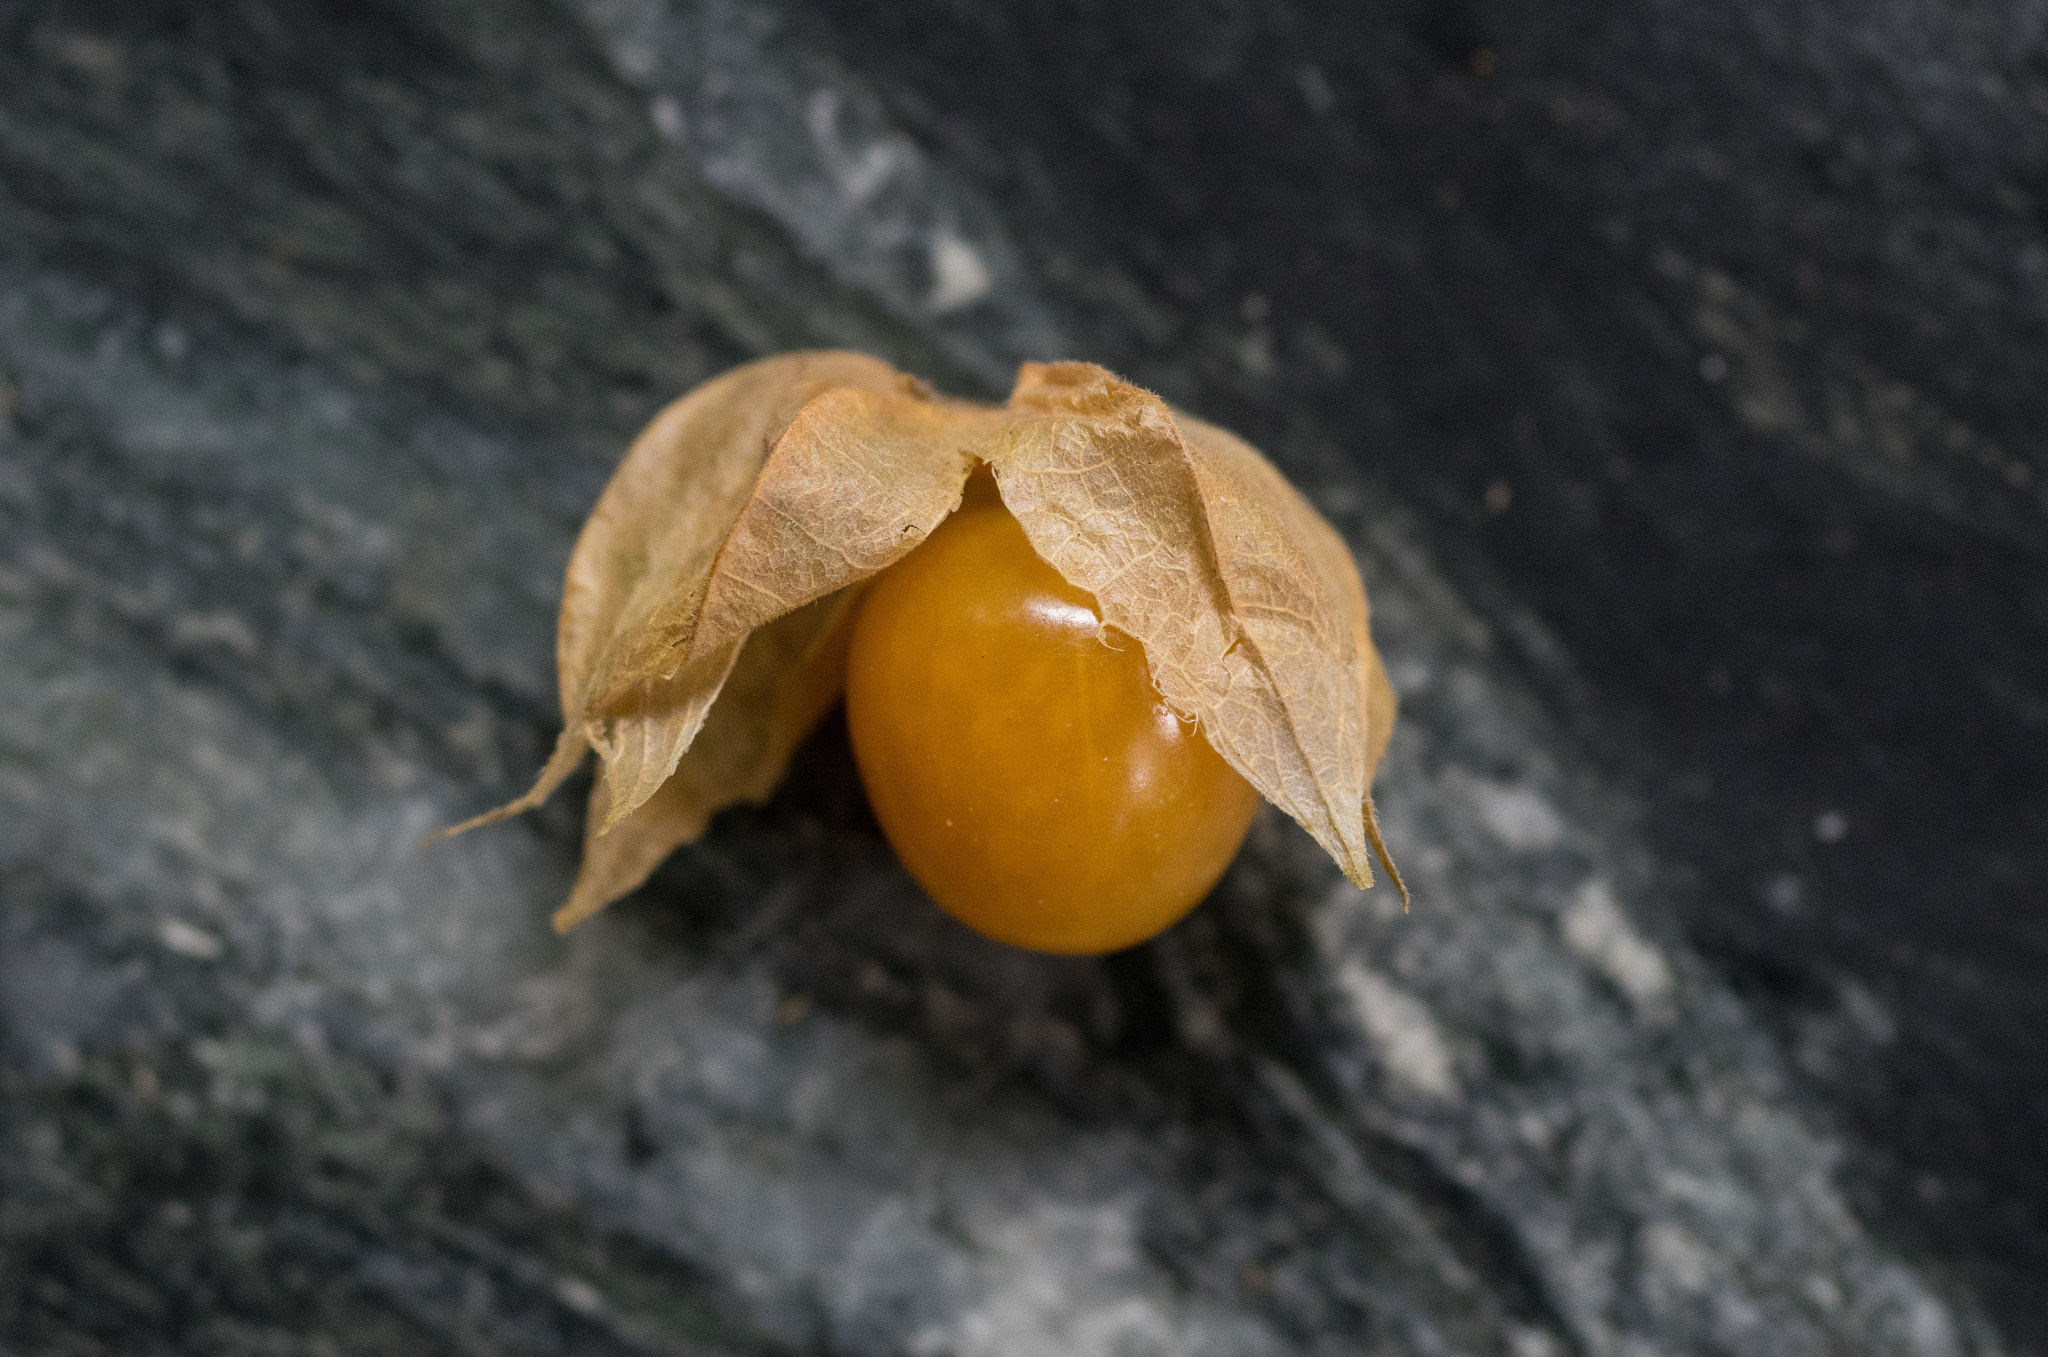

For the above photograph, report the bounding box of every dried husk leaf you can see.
[1176,404,1402,894]
[550,588,861,932]
[987,362,1401,896]
[581,383,1004,832]
[440,350,1402,930]
[432,350,905,842]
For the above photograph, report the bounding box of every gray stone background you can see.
[2,2,2043,1354]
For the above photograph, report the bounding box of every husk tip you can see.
[1362,792,1410,914]
[551,897,604,934]
[416,802,516,850]
[418,728,588,850]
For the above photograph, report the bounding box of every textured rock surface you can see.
[2,2,2042,1354]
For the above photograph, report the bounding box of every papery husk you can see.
[986,363,1402,900]
[549,587,861,932]
[437,351,1402,931]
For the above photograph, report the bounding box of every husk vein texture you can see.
[436,352,1402,931]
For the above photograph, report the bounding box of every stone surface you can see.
[2,2,2042,1354]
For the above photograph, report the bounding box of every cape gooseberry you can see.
[844,471,1264,954]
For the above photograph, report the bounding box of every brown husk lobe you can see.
[438,351,1401,930]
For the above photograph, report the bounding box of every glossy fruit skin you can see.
[844,477,1264,954]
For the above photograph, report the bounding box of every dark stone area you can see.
[2,1,2040,1353]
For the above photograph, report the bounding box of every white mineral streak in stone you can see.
[1840,981,1898,1045]
[0,268,2006,1357]
[574,972,1295,1355]
[157,918,226,961]
[927,233,995,313]
[1467,775,1568,851]
[566,0,1063,380]
[1641,1219,1716,1293]
[1508,1326,1564,1357]
[1562,879,1676,1013]
[907,1201,1281,1357]
[649,93,685,142]
[1336,961,1458,1098]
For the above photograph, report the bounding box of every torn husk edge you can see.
[433,351,1405,929]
